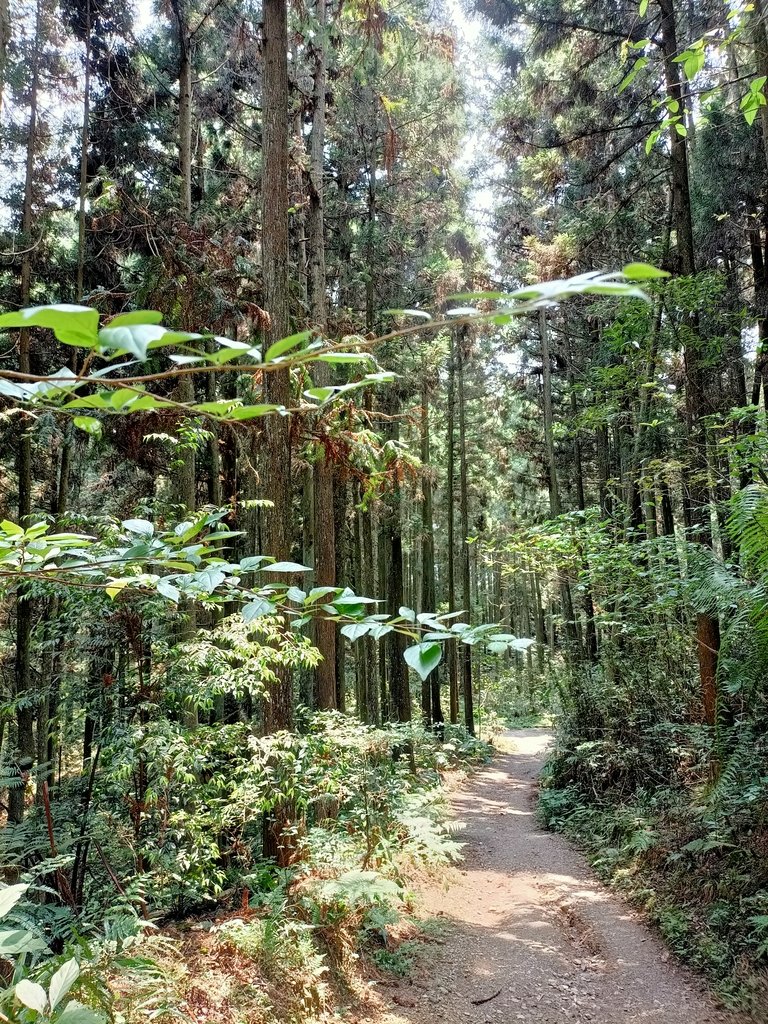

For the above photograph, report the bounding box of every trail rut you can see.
[362,729,738,1024]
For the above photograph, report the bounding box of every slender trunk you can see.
[261,0,294,863]
[419,377,441,727]
[9,0,42,825]
[446,329,459,724]
[308,0,336,709]
[76,0,90,300]
[456,327,474,736]
[172,0,193,220]
[658,0,719,726]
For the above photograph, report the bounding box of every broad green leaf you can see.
[304,386,336,402]
[639,0,648,14]
[304,586,340,604]
[238,555,269,571]
[0,883,29,918]
[404,641,442,680]
[264,330,311,362]
[0,521,24,537]
[242,598,276,622]
[122,519,154,537]
[0,928,48,955]
[382,308,432,320]
[487,641,508,655]
[106,578,133,599]
[57,1000,107,1024]
[618,56,648,93]
[227,404,286,420]
[341,622,370,641]
[15,979,48,1014]
[286,586,306,603]
[157,580,180,603]
[334,593,377,606]
[107,310,163,328]
[49,958,81,1011]
[0,304,99,347]
[262,561,312,573]
[622,263,670,280]
[73,416,102,436]
[314,352,372,364]
[399,606,416,622]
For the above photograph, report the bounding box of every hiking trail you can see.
[360,728,735,1024]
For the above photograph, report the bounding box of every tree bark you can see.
[9,0,42,825]
[456,327,475,735]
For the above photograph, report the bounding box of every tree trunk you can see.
[9,0,42,825]
[307,0,336,710]
[456,327,475,735]
[446,329,459,724]
[658,0,720,726]
[261,0,294,862]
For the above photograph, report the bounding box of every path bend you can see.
[365,728,736,1024]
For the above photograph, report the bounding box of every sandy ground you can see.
[360,729,742,1024]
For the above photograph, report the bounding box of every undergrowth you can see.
[539,708,768,1013]
[2,714,490,1024]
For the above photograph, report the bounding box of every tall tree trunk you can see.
[658,0,720,727]
[261,0,293,733]
[9,0,42,825]
[540,310,580,661]
[456,327,475,735]
[76,0,90,300]
[446,329,459,724]
[308,0,336,709]
[260,0,294,864]
[419,375,442,727]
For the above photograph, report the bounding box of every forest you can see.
[2,0,768,1020]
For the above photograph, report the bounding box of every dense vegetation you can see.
[3,0,768,1018]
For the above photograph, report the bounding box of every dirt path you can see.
[364,729,737,1024]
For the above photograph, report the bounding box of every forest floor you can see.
[357,729,740,1024]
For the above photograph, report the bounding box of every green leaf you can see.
[57,1000,107,1024]
[404,641,442,681]
[315,352,372,364]
[487,641,508,655]
[242,598,276,622]
[107,310,163,327]
[622,262,670,280]
[340,622,370,641]
[15,979,48,1014]
[382,308,432,320]
[262,561,312,573]
[675,122,688,136]
[49,958,80,1011]
[304,586,340,604]
[618,56,647,93]
[0,521,24,538]
[399,606,416,622]
[122,519,154,537]
[304,386,336,403]
[73,416,102,436]
[227,404,286,420]
[157,580,180,603]
[264,331,311,362]
[286,586,306,603]
[239,555,269,571]
[0,883,28,918]
[0,928,48,955]
[0,304,100,347]
[639,0,648,15]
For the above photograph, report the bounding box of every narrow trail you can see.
[364,729,734,1024]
